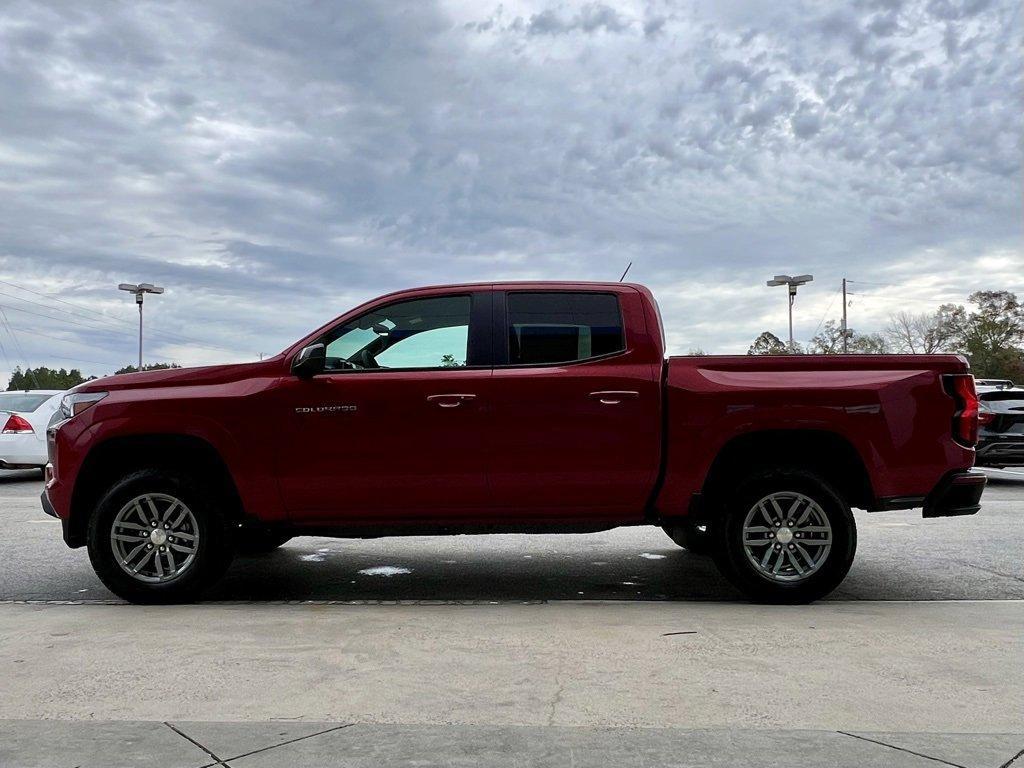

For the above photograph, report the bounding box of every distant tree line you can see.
[6,363,180,391]
[747,290,1024,381]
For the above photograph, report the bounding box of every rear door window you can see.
[505,292,625,366]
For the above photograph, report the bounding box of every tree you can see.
[885,305,964,353]
[748,331,791,355]
[807,320,844,354]
[114,363,181,375]
[7,366,87,391]
[958,291,1024,380]
[685,347,708,356]
[850,332,888,354]
[808,320,888,354]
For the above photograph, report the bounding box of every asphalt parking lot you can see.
[1,469,1022,603]
[1,469,1022,767]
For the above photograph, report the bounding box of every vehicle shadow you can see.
[0,470,44,484]
[207,535,746,602]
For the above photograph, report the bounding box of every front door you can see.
[275,291,492,522]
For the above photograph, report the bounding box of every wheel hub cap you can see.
[110,493,199,584]
[741,491,833,583]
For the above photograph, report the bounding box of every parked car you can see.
[975,380,1024,468]
[41,282,984,604]
[0,390,64,473]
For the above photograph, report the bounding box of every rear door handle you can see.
[427,393,478,408]
[588,390,639,405]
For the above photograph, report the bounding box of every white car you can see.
[0,390,64,471]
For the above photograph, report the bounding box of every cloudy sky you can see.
[0,0,1020,379]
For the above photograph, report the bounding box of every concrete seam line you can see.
[998,746,1024,768]
[1,598,1023,606]
[164,722,227,766]
[216,722,356,764]
[836,731,968,768]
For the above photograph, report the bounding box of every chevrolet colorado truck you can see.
[41,282,985,604]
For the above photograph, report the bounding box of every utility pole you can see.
[766,274,814,352]
[841,278,849,353]
[118,283,164,370]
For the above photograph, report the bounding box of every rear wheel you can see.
[711,468,856,603]
[87,469,233,604]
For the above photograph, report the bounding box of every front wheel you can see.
[711,468,856,604]
[87,469,233,604]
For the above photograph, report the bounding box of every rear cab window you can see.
[504,292,625,366]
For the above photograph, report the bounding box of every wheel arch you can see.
[700,429,875,513]
[65,433,246,548]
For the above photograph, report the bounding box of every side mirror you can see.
[291,343,326,379]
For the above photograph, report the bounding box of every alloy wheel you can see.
[741,491,832,583]
[109,493,200,583]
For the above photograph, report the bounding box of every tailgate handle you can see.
[427,393,477,408]
[589,390,639,405]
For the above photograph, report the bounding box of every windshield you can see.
[0,392,54,412]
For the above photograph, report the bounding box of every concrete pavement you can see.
[2,721,1022,768]
[1,601,1021,729]
[1,469,1022,765]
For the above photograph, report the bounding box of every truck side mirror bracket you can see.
[291,343,326,379]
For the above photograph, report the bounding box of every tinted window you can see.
[324,295,471,371]
[506,292,624,365]
[0,393,54,412]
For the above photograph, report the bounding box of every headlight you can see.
[58,391,108,421]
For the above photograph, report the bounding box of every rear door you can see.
[487,288,661,520]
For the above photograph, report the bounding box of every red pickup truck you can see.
[42,281,985,604]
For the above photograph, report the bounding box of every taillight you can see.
[2,413,34,434]
[943,374,979,447]
[978,405,996,427]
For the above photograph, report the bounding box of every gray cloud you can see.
[0,0,1020,378]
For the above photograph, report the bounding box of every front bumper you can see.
[922,470,986,518]
[41,488,82,547]
[40,488,57,518]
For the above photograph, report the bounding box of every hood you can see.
[75,356,286,393]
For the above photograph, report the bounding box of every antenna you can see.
[618,262,633,282]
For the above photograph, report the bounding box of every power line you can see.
[0,277,242,354]
[0,303,141,338]
[811,287,841,339]
[846,291,964,307]
[0,307,40,388]
[4,324,176,361]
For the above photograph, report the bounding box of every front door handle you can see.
[589,390,639,405]
[427,393,478,408]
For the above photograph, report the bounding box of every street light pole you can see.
[118,283,164,370]
[841,277,849,353]
[766,274,814,352]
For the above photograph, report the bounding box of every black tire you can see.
[711,468,856,604]
[87,468,233,604]
[662,520,714,555]
[233,529,292,556]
